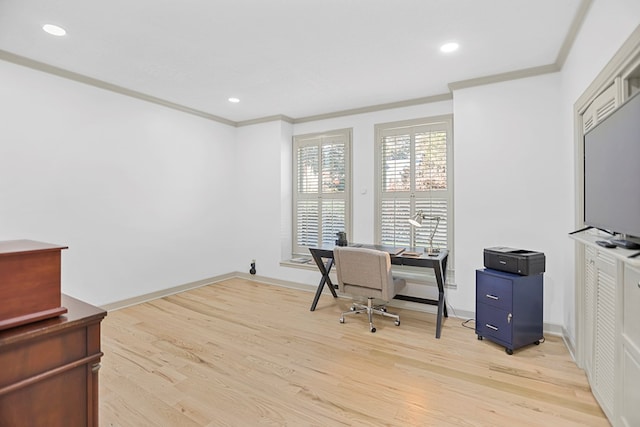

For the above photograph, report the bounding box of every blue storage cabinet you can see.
[475,268,543,354]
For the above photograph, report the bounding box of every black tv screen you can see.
[584,92,640,239]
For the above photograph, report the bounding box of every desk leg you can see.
[434,258,448,339]
[310,256,337,311]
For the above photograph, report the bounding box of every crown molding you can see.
[236,114,295,127]
[0,49,236,127]
[556,0,593,69]
[289,93,453,125]
[448,63,560,92]
[1,0,593,128]
[447,0,591,93]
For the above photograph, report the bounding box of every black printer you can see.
[483,246,545,276]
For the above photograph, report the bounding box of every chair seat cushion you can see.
[343,276,406,301]
[393,277,407,294]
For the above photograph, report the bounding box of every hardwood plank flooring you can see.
[99,278,607,426]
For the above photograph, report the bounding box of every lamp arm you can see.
[428,217,440,248]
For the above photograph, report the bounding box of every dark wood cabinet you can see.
[0,295,106,426]
[0,240,69,330]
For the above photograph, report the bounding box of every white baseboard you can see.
[560,325,576,361]
[99,272,238,311]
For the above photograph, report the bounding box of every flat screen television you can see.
[583,92,640,248]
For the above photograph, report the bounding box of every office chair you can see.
[333,246,406,333]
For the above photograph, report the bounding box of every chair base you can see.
[339,297,400,333]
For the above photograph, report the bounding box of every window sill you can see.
[280,258,317,271]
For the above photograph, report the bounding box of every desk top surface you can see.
[310,243,448,263]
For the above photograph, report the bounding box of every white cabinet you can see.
[620,264,640,426]
[583,246,617,418]
[572,232,640,426]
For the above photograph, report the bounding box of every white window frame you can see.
[374,115,454,260]
[292,128,352,257]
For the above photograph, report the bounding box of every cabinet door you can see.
[476,303,511,344]
[623,264,640,349]
[0,365,87,426]
[476,270,512,311]
[620,345,640,427]
[593,250,617,418]
[620,264,640,426]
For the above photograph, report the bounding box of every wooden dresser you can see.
[0,294,107,426]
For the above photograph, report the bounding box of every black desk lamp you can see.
[409,210,441,255]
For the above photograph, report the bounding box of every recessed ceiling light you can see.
[228,97,240,103]
[440,42,459,53]
[42,24,67,36]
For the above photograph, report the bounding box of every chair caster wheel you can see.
[506,348,513,355]
[534,340,540,345]
[477,335,483,340]
[350,306,357,311]
[339,317,345,323]
[394,320,400,326]
[370,327,376,333]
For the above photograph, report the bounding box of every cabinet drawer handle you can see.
[485,294,499,300]
[485,324,498,331]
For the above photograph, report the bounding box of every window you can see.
[292,128,351,256]
[375,116,453,253]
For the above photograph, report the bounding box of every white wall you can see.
[0,60,238,306]
[559,0,640,344]
[231,102,462,300]
[233,120,293,277]
[235,84,569,329]
[452,73,565,325]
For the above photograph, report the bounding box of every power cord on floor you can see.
[444,299,476,330]
[461,318,475,330]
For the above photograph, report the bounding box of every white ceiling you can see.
[0,0,586,124]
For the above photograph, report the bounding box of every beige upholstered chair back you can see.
[334,247,402,301]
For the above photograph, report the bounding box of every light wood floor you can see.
[99,278,607,426]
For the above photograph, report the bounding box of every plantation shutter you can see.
[293,129,351,255]
[376,117,452,252]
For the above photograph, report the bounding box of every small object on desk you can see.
[596,240,617,248]
[402,251,422,257]
[335,231,348,246]
[388,247,405,256]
